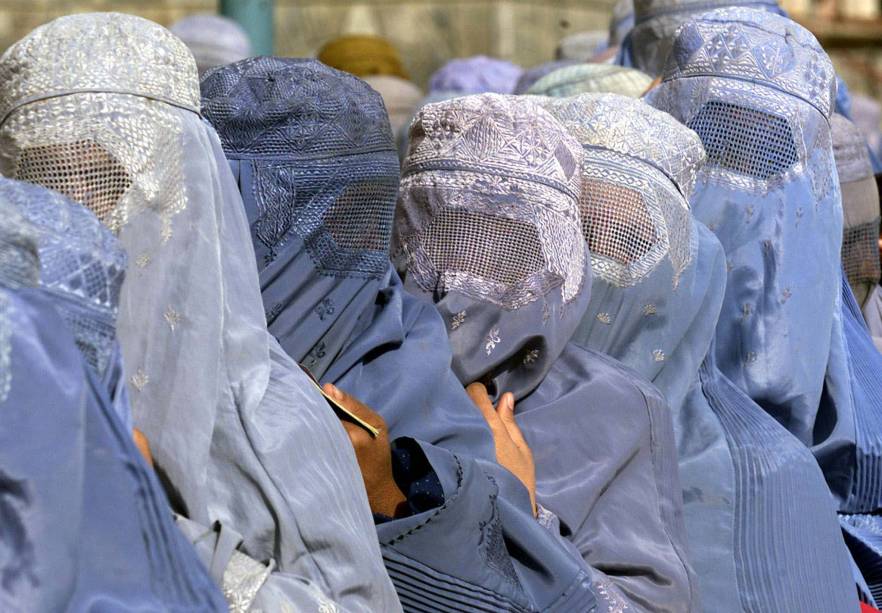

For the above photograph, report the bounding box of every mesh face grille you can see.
[687,100,798,180]
[17,140,132,226]
[421,207,546,287]
[62,306,116,378]
[322,181,396,253]
[581,180,656,266]
[843,217,881,286]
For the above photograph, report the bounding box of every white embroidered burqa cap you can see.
[540,93,704,288]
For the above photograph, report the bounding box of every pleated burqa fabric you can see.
[396,92,698,612]
[0,13,400,612]
[554,93,858,612]
[202,58,602,611]
[0,186,227,611]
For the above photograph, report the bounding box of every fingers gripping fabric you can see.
[395,94,585,310]
[540,93,704,287]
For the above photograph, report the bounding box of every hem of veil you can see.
[659,71,832,120]
[0,89,201,126]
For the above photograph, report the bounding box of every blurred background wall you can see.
[0,0,879,95]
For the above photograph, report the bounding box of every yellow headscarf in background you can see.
[318,34,408,79]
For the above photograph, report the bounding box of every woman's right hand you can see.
[466,383,537,517]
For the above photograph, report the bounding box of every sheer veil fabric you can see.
[397,92,698,612]
[0,13,399,612]
[555,93,857,611]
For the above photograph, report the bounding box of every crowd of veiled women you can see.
[4,1,882,611]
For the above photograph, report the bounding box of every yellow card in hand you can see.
[298,364,380,438]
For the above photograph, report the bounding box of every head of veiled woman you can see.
[394,93,589,399]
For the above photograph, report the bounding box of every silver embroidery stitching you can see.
[222,550,272,613]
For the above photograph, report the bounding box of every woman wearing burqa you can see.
[0,13,400,612]
[394,92,697,611]
[650,7,882,603]
[0,185,227,611]
[202,56,600,611]
[833,114,882,346]
[550,92,859,611]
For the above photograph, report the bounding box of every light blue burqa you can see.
[555,92,858,612]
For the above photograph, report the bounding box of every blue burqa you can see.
[0,182,226,611]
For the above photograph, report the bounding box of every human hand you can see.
[466,383,537,517]
[323,383,407,518]
[133,428,153,467]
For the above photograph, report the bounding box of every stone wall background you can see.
[0,0,879,96]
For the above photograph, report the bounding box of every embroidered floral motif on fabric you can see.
[485,327,501,356]
[315,297,335,321]
[450,309,467,330]
[164,306,181,332]
[130,368,148,392]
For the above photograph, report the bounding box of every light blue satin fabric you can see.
[557,92,858,610]
[0,185,226,611]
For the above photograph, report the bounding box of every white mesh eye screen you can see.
[18,140,132,226]
[582,180,655,266]
[687,100,799,181]
[578,151,681,288]
[421,207,547,287]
